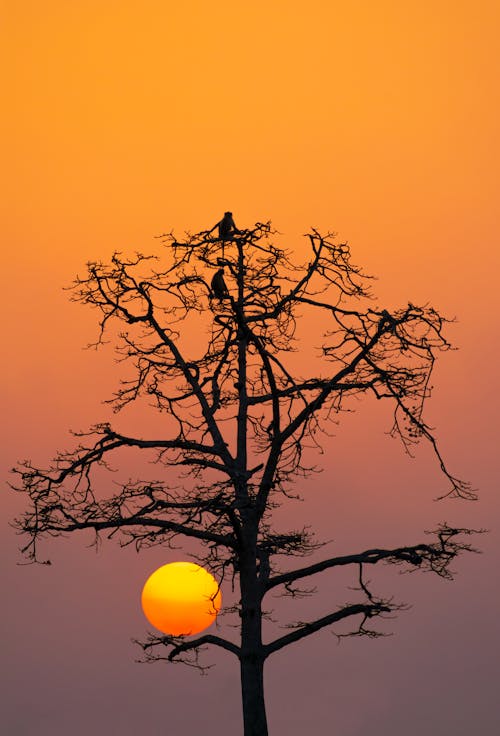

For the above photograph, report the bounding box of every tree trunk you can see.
[239,537,268,736]
[240,651,268,736]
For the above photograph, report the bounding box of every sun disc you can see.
[141,561,222,636]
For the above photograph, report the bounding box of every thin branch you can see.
[264,602,390,656]
[138,632,240,660]
[266,527,474,592]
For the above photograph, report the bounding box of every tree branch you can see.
[265,526,475,591]
[138,632,240,661]
[264,602,390,656]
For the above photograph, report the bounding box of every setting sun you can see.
[141,562,222,636]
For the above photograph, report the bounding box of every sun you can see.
[141,561,222,636]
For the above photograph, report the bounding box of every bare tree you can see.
[12,220,477,736]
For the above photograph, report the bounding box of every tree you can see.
[13,220,477,736]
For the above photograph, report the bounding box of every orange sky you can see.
[2,2,499,734]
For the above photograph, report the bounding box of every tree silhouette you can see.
[13,220,477,736]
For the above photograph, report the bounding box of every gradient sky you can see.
[2,2,499,734]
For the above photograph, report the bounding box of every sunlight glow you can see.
[141,562,222,636]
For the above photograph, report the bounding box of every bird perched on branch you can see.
[211,269,229,302]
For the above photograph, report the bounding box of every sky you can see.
[2,1,499,734]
